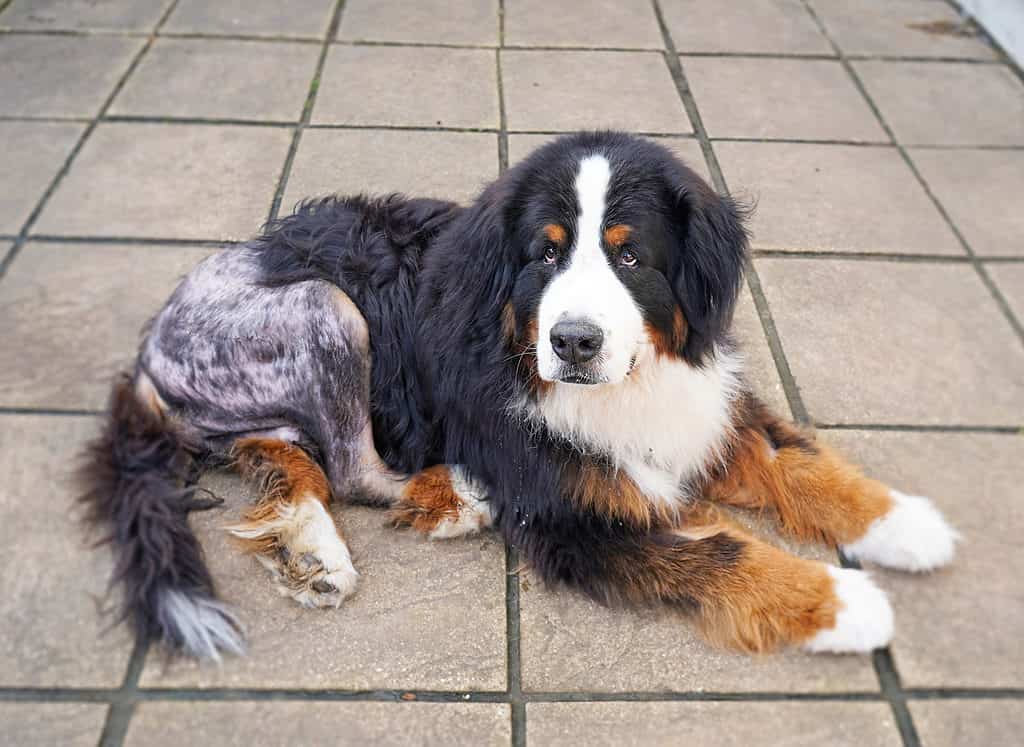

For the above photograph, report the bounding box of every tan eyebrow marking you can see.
[543,223,567,246]
[603,224,632,248]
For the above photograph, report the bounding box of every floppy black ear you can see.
[414,173,523,422]
[669,168,749,365]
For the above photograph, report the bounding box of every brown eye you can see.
[619,248,638,267]
[543,246,558,264]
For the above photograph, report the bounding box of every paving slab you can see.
[662,0,831,55]
[0,704,110,747]
[139,473,507,690]
[0,0,172,31]
[755,259,1024,425]
[502,50,689,133]
[0,243,212,410]
[910,148,1024,257]
[987,263,1024,322]
[826,430,1024,688]
[109,38,319,121]
[810,0,995,59]
[0,121,84,234]
[0,415,133,687]
[282,129,497,208]
[504,0,663,50]
[519,507,876,693]
[734,287,791,418]
[312,45,498,128]
[339,0,497,46]
[126,702,510,746]
[684,58,886,141]
[910,700,1024,747]
[34,123,291,240]
[714,141,962,255]
[162,0,336,39]
[527,702,900,746]
[0,34,143,118]
[854,61,1024,146]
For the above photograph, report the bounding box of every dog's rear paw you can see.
[257,547,358,608]
[842,491,960,573]
[230,497,358,608]
[803,567,894,654]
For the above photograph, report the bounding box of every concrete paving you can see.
[0,0,1021,745]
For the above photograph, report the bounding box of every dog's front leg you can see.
[389,464,493,539]
[514,507,894,655]
[708,396,959,573]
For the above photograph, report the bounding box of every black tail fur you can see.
[78,372,243,660]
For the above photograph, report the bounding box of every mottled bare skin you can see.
[140,247,408,605]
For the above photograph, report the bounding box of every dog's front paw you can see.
[803,567,894,653]
[842,491,960,573]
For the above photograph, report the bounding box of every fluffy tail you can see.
[78,372,243,660]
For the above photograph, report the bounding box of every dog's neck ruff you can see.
[521,346,743,508]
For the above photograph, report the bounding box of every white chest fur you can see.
[526,347,743,508]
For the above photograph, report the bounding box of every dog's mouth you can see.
[554,364,607,386]
[551,354,639,386]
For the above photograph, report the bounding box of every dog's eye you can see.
[543,246,558,264]
[619,249,638,267]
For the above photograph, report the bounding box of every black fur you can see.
[256,194,461,473]
[78,374,240,654]
[413,132,750,601]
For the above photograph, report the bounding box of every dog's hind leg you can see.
[707,394,958,573]
[227,437,358,608]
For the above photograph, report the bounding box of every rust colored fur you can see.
[543,223,567,246]
[645,307,688,358]
[708,398,892,546]
[566,458,668,530]
[694,524,839,653]
[603,223,632,247]
[229,438,332,555]
[390,465,463,534]
[600,503,839,653]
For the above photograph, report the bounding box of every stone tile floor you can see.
[0,0,1022,745]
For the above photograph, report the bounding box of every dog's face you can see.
[504,133,747,388]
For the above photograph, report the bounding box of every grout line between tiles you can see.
[265,0,348,224]
[93,0,183,733]
[97,636,151,747]
[3,685,1022,705]
[651,0,812,426]
[497,7,525,746]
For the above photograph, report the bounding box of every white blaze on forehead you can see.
[575,154,612,260]
[536,153,646,383]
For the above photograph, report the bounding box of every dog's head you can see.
[495,132,748,390]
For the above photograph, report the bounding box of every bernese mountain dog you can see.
[79,131,958,661]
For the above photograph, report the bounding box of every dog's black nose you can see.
[550,319,604,364]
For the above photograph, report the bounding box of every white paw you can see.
[804,567,894,654]
[240,497,358,608]
[842,491,960,572]
[428,466,492,540]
